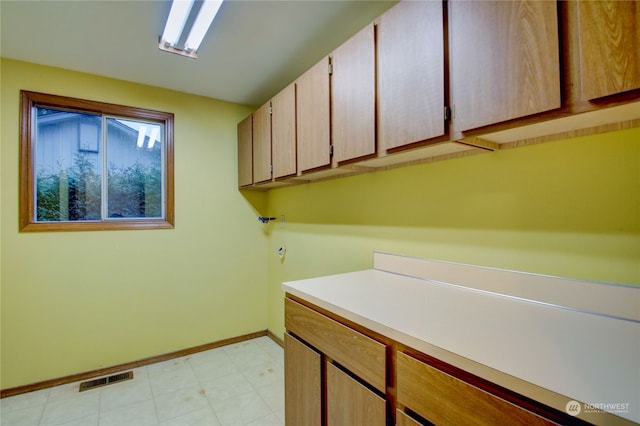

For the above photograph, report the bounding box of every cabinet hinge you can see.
[328,63,333,75]
[444,106,451,121]
[269,105,273,115]
[270,164,273,174]
[329,144,334,157]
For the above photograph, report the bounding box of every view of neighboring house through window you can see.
[20,91,174,231]
[106,118,163,219]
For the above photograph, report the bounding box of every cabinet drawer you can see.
[396,352,556,426]
[285,298,386,392]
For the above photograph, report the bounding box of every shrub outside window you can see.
[20,91,174,231]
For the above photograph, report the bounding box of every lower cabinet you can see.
[396,352,555,426]
[395,409,424,426]
[285,297,388,425]
[285,331,387,426]
[326,361,386,426]
[284,333,321,426]
[284,296,588,426]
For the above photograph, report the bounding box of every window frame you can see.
[19,90,175,232]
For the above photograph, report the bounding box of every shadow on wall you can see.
[263,128,640,236]
[239,189,272,235]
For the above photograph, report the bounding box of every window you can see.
[20,91,174,231]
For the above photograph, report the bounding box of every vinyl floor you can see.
[1,336,284,426]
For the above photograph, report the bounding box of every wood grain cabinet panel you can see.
[326,361,386,426]
[396,352,556,426]
[296,57,331,173]
[271,84,297,179]
[332,24,376,164]
[284,298,386,392]
[378,0,445,151]
[237,115,252,187]
[449,0,561,131]
[396,409,425,426]
[577,0,640,100]
[252,101,272,183]
[284,333,321,426]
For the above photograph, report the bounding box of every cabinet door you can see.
[284,333,321,426]
[326,361,386,426]
[271,84,297,179]
[577,0,640,100]
[378,1,445,151]
[396,410,425,426]
[297,57,331,173]
[332,24,375,164]
[449,0,560,131]
[253,101,272,183]
[237,115,252,187]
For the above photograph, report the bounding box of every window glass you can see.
[106,119,164,219]
[35,108,102,222]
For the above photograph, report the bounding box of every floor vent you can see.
[79,371,133,392]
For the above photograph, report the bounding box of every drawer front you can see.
[326,361,386,426]
[285,298,386,392]
[396,352,556,426]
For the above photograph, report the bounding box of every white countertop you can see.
[283,257,640,425]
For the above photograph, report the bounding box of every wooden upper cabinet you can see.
[271,84,297,179]
[237,115,253,187]
[297,57,331,174]
[449,0,561,131]
[332,24,376,164]
[378,0,445,151]
[577,0,640,100]
[252,101,272,184]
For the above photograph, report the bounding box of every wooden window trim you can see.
[19,90,175,232]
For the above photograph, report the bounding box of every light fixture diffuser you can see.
[185,1,223,51]
[160,0,193,47]
[159,0,223,59]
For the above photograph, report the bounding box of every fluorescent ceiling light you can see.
[159,0,223,59]
[185,1,223,51]
[160,0,193,47]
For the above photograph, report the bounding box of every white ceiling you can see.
[1,0,396,107]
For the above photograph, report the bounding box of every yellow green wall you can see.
[265,128,640,338]
[2,58,639,391]
[0,59,268,389]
